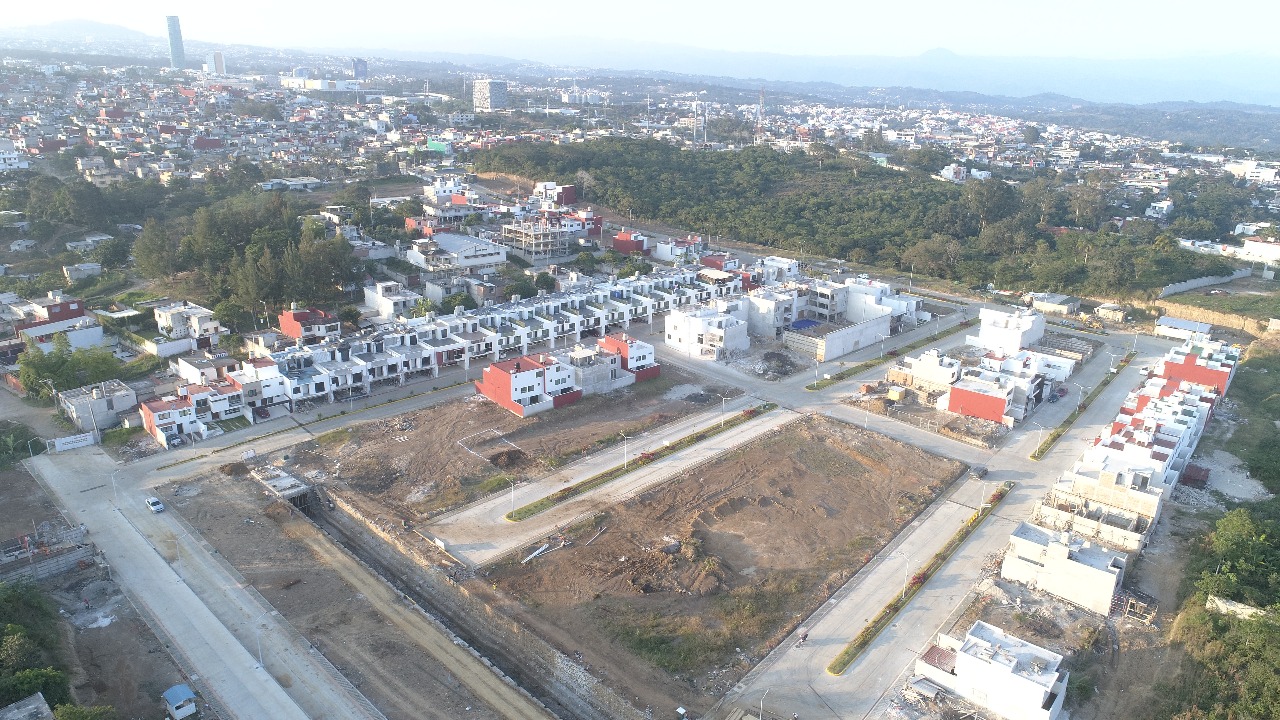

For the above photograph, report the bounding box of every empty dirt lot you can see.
[487,415,965,715]
[169,470,538,720]
[288,366,738,518]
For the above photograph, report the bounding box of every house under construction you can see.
[499,219,579,261]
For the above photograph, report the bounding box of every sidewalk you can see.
[429,398,799,566]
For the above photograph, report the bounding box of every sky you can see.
[9,0,1280,61]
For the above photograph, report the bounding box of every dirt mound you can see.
[489,448,530,469]
[219,462,249,477]
[762,351,797,375]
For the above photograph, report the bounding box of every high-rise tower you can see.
[166,16,185,69]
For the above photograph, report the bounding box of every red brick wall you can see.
[552,389,583,409]
[632,365,661,383]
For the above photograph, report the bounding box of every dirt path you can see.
[278,513,554,720]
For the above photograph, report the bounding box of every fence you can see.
[1158,267,1252,298]
[0,543,95,584]
[327,492,647,720]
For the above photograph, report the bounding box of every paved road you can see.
[24,447,314,720]
[429,396,799,566]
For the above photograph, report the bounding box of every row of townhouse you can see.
[997,334,1234,614]
[914,336,1236,720]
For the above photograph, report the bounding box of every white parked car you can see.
[145,497,165,513]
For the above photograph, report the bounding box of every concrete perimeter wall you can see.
[1158,268,1252,299]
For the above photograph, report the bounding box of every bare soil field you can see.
[46,567,184,720]
[289,367,737,518]
[488,415,965,715]
[0,466,61,540]
[171,470,511,720]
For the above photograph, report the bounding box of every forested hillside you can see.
[476,139,1240,298]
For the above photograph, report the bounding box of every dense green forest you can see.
[0,171,370,332]
[475,139,1243,298]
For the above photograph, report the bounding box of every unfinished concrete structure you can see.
[1001,522,1128,615]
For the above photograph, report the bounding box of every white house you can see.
[916,621,1069,720]
[968,307,1046,356]
[364,280,423,322]
[664,301,750,360]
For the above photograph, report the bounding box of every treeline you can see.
[474,139,1244,298]
[131,187,362,330]
[1155,504,1280,720]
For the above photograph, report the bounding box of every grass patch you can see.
[314,427,354,448]
[100,425,143,447]
[1164,290,1280,321]
[806,320,974,391]
[472,473,517,495]
[1030,351,1136,461]
[506,403,777,521]
[827,482,1014,675]
[1215,338,1280,493]
[212,415,252,433]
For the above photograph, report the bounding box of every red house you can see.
[612,230,651,256]
[946,379,1012,425]
[278,307,342,345]
[597,333,661,382]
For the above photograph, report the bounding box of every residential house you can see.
[364,280,423,322]
[140,395,200,447]
[473,353,582,417]
[55,379,137,436]
[62,263,102,283]
[916,621,1069,720]
[278,306,341,345]
[968,307,1046,356]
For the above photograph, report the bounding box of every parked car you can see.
[1047,393,1059,403]
[145,497,165,513]
[253,406,270,420]
[1056,387,1069,398]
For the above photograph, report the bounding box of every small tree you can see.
[533,272,557,292]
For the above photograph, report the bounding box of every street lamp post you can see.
[718,394,728,427]
[620,432,631,469]
[509,476,517,514]
[760,688,770,720]
[110,469,122,506]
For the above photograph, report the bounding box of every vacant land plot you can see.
[1163,272,1280,320]
[0,466,182,718]
[488,416,964,713]
[171,471,510,720]
[289,366,737,518]
[0,466,60,540]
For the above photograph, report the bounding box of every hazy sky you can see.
[11,0,1280,60]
